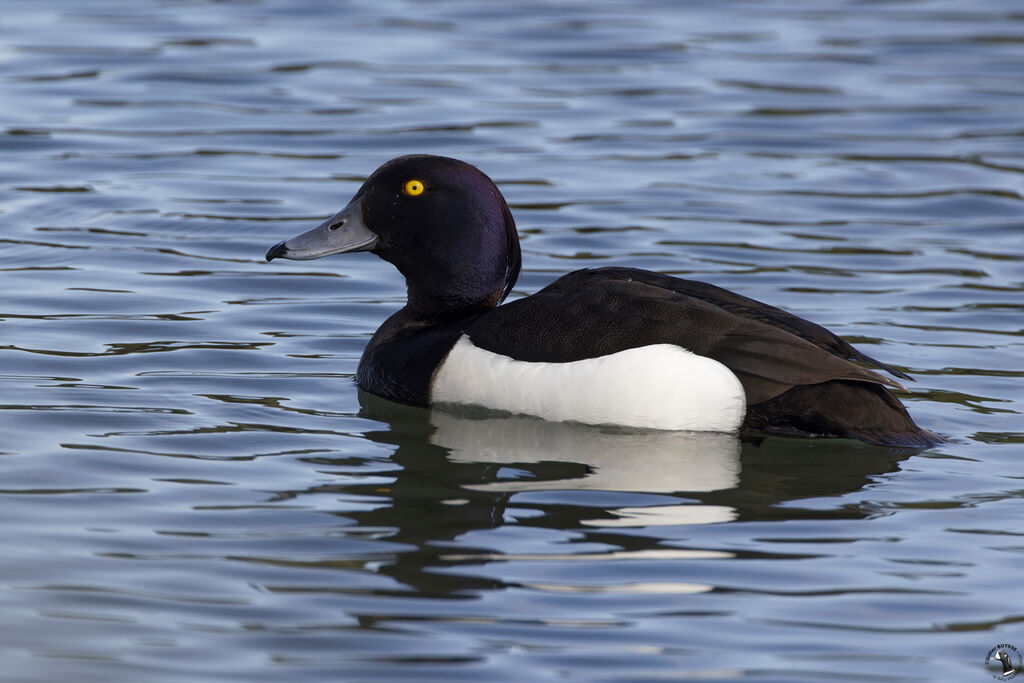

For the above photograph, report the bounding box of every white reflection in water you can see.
[522,581,713,595]
[429,409,740,526]
[584,504,736,527]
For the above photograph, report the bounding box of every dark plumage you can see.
[267,154,941,448]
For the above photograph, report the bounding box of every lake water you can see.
[2,1,1022,681]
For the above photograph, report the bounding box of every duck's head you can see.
[996,650,1016,674]
[266,155,521,316]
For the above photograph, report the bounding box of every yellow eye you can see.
[403,179,425,196]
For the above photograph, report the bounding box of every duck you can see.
[266,154,940,448]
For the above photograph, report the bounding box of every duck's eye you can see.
[403,179,425,196]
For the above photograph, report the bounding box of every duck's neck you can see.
[370,283,494,351]
[401,263,505,322]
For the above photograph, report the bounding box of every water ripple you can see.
[1,1,1021,681]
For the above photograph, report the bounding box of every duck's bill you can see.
[266,198,378,261]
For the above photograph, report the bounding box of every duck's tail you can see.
[743,380,944,449]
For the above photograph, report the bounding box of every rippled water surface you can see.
[3,1,1023,681]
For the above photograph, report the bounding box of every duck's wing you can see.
[611,268,912,381]
[464,267,910,405]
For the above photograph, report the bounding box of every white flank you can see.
[430,336,746,432]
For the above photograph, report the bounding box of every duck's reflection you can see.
[343,392,912,596]
[429,408,741,525]
[431,409,741,492]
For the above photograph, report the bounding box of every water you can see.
[2,1,1022,680]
